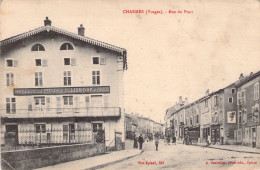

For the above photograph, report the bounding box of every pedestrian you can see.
[207,135,211,146]
[138,134,144,150]
[172,136,176,145]
[167,136,170,145]
[133,137,138,149]
[155,137,159,151]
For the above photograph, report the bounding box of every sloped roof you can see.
[0,25,127,70]
[235,71,260,87]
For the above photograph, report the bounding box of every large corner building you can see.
[0,17,127,147]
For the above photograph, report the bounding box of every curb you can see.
[86,150,144,170]
[189,144,260,154]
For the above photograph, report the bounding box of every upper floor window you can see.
[242,109,247,124]
[6,59,18,67]
[6,98,16,114]
[93,57,99,65]
[64,71,71,86]
[7,59,13,67]
[92,56,106,65]
[254,83,259,101]
[205,99,208,107]
[63,96,73,106]
[195,115,199,124]
[231,88,236,94]
[241,90,246,104]
[35,59,48,67]
[228,97,233,103]
[237,92,241,104]
[6,73,14,86]
[64,58,71,65]
[35,72,43,87]
[35,59,42,66]
[213,95,218,107]
[31,44,45,51]
[60,43,74,50]
[92,71,100,85]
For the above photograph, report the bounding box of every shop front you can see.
[211,125,220,144]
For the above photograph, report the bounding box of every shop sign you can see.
[14,86,110,96]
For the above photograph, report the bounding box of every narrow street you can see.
[101,140,260,170]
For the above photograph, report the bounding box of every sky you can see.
[1,0,260,123]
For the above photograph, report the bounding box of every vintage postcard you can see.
[0,0,260,169]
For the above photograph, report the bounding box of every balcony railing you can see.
[0,107,121,118]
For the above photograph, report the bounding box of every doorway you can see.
[252,127,256,148]
[5,125,18,146]
[63,124,75,143]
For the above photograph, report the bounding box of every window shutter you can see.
[104,95,108,107]
[13,60,19,67]
[46,124,51,131]
[85,96,90,108]
[71,58,76,66]
[42,59,48,67]
[46,97,51,111]
[85,96,89,102]
[28,104,32,111]
[56,97,61,113]
[100,57,106,65]
[74,96,79,112]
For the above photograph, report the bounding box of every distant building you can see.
[165,71,260,148]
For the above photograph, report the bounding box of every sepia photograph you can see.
[0,0,260,169]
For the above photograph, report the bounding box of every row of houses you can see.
[165,71,260,148]
[0,17,127,149]
[125,113,164,140]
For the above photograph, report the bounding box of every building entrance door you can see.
[63,124,75,143]
[211,128,220,144]
[252,127,256,148]
[5,125,18,146]
[35,124,46,143]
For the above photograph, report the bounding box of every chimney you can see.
[185,98,189,104]
[78,24,85,36]
[239,73,244,80]
[179,96,183,105]
[205,89,209,96]
[44,17,52,26]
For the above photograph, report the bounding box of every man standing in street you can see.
[138,134,144,150]
[155,137,159,151]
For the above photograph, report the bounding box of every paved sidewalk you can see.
[35,149,143,170]
[175,139,260,154]
[194,142,260,154]
[207,144,260,154]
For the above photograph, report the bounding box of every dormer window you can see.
[60,43,74,50]
[31,44,45,51]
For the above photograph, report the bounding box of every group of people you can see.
[166,136,176,145]
[133,134,160,151]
